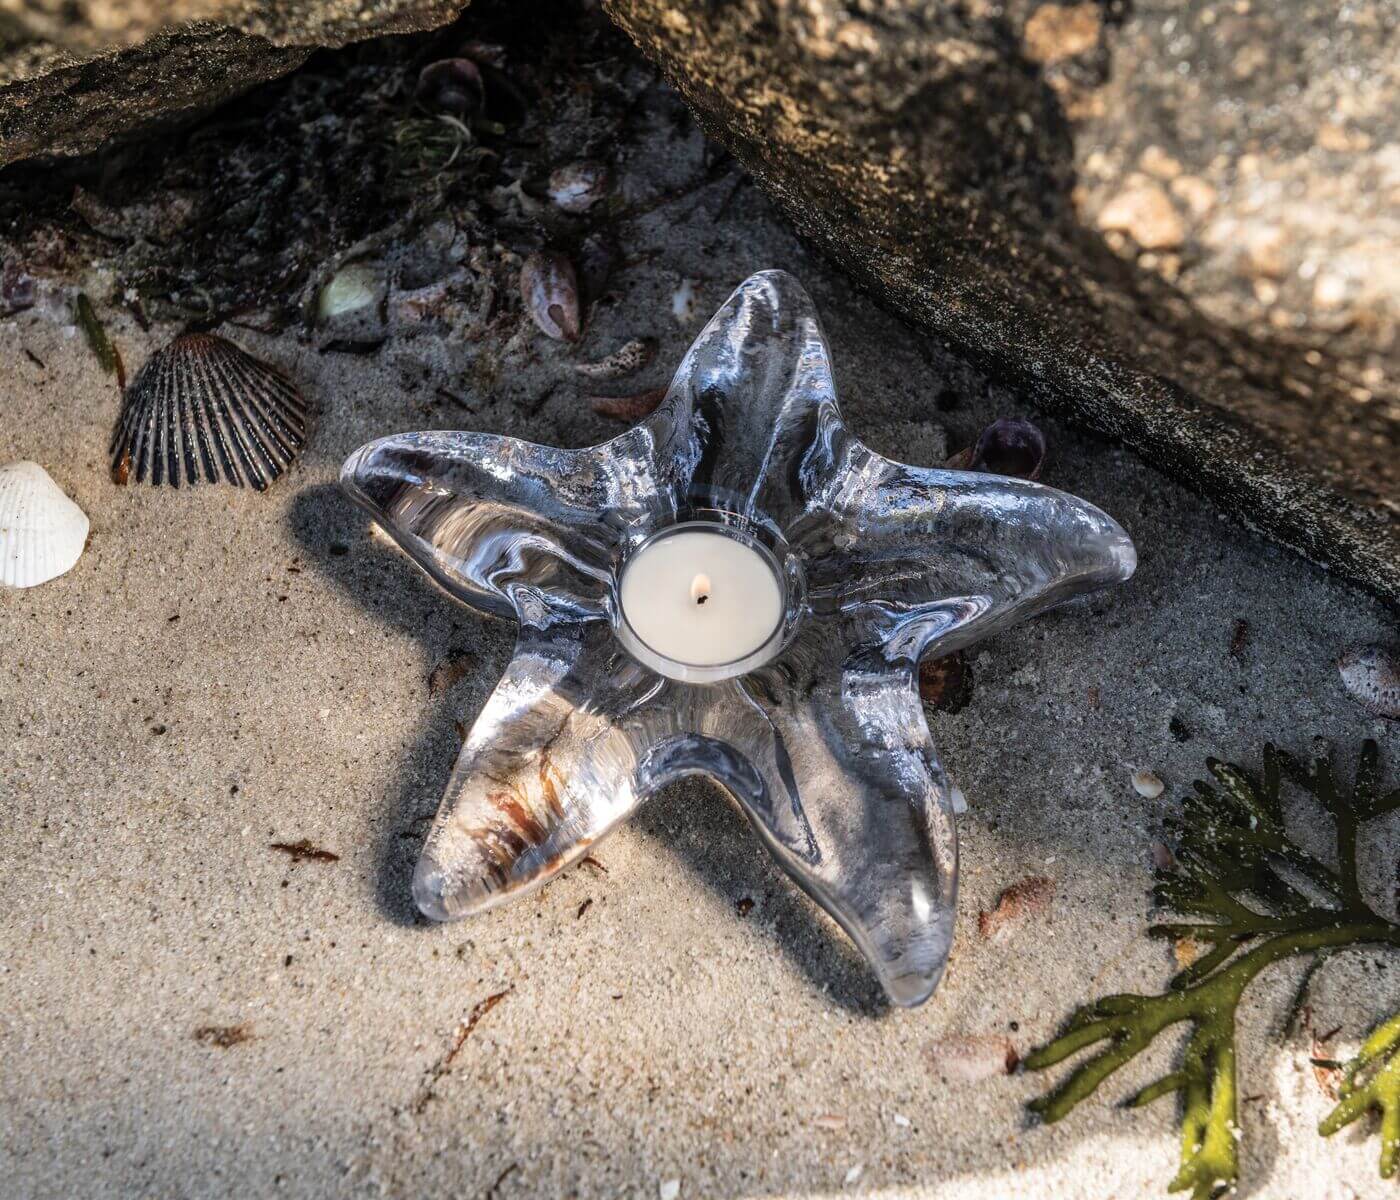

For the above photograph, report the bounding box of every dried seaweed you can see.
[1025,740,1400,1199]
[74,292,118,379]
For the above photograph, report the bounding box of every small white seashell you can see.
[1338,645,1399,719]
[893,1112,911,1128]
[844,1164,864,1186]
[658,1179,680,1200]
[1132,769,1165,799]
[949,780,969,814]
[671,277,698,324]
[317,264,383,321]
[0,462,89,588]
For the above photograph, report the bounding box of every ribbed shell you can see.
[110,334,309,490]
[0,461,89,588]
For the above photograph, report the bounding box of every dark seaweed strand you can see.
[187,340,245,487]
[201,344,269,490]
[210,350,299,469]
[204,346,289,486]
[236,363,306,461]
[179,341,220,485]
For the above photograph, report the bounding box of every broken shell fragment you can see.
[978,875,1055,942]
[0,461,89,588]
[1337,645,1399,719]
[417,58,484,117]
[110,334,309,490]
[548,161,609,213]
[589,387,667,421]
[520,251,581,343]
[948,417,1047,480]
[575,337,656,381]
[927,1034,1020,1082]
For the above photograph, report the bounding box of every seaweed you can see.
[1025,740,1400,1199]
[74,291,121,383]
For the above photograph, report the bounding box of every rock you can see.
[0,1,469,166]
[606,0,1400,607]
[1096,183,1184,251]
[1022,3,1101,66]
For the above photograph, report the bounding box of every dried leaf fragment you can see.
[589,387,667,421]
[194,1024,253,1048]
[269,839,340,864]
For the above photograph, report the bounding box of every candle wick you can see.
[690,573,711,606]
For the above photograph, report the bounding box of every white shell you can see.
[0,462,89,588]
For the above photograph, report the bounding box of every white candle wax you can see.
[619,527,784,668]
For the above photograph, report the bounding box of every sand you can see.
[3,162,1399,1200]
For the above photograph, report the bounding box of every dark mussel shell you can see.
[110,333,309,490]
[948,417,1047,480]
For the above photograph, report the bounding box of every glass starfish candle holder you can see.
[341,271,1136,1007]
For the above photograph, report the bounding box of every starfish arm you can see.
[412,620,662,919]
[341,427,670,621]
[657,269,846,528]
[795,448,1137,660]
[696,664,958,1007]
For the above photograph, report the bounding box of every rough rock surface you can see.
[0,0,468,165]
[605,0,1400,607]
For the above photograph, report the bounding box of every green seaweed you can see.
[1025,740,1400,1199]
[74,292,117,376]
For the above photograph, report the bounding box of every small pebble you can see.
[659,1180,680,1200]
[1132,769,1165,799]
[949,781,968,814]
[844,1164,864,1186]
[893,1113,911,1128]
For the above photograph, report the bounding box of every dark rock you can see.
[606,0,1400,607]
[0,1,469,166]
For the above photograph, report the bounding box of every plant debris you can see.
[979,875,1055,942]
[1025,739,1400,1198]
[194,1024,253,1049]
[429,654,474,697]
[74,292,123,386]
[589,387,666,420]
[269,839,340,864]
[412,989,510,1115]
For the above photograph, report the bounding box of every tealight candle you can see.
[618,523,785,678]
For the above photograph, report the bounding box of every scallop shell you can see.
[0,461,89,588]
[110,334,309,490]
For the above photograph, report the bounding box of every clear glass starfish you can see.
[341,271,1135,1007]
